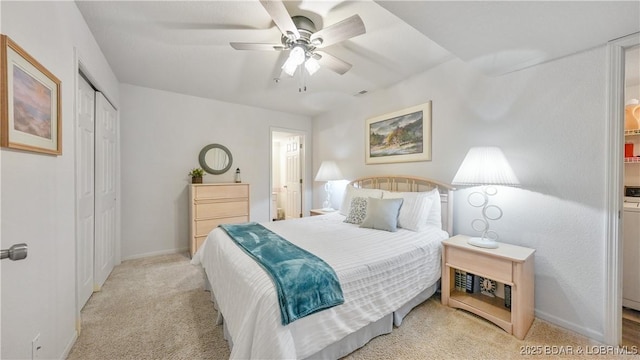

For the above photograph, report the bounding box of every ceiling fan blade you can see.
[159,22,265,30]
[311,15,365,48]
[259,0,300,40]
[315,51,352,75]
[230,42,285,51]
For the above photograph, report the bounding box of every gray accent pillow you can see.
[339,185,384,215]
[359,197,404,232]
[344,197,368,224]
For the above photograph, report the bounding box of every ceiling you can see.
[76,1,640,117]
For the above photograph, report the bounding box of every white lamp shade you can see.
[314,161,343,182]
[451,147,519,186]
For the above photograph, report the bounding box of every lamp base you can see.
[467,237,499,249]
[321,207,335,212]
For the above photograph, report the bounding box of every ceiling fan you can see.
[230,0,366,87]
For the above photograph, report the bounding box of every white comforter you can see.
[191,212,447,359]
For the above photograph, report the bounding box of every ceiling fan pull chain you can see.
[299,65,307,92]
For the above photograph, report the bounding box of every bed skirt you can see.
[204,274,439,359]
[304,281,440,359]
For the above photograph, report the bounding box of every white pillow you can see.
[383,191,434,231]
[424,188,442,229]
[339,185,384,216]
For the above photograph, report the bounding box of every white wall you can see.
[119,84,312,259]
[313,48,609,341]
[0,2,119,359]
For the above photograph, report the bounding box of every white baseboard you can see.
[535,309,604,343]
[60,330,78,359]
[121,247,189,261]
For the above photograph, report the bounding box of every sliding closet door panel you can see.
[94,92,117,289]
[77,75,95,308]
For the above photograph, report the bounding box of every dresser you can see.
[189,183,250,256]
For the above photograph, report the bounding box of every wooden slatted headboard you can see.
[348,175,455,235]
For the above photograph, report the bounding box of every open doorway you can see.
[271,130,306,221]
[622,44,640,348]
[605,32,640,347]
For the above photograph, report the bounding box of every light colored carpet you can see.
[68,253,637,360]
[68,253,229,359]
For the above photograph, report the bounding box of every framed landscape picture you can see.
[1,35,61,155]
[365,101,431,164]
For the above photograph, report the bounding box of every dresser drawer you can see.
[195,201,248,220]
[446,246,512,284]
[195,216,249,236]
[195,184,248,200]
[195,236,207,253]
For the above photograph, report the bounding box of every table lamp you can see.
[314,161,343,211]
[451,147,519,248]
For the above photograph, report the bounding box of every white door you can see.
[285,136,302,219]
[76,75,95,307]
[94,92,117,289]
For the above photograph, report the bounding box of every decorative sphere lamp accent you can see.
[451,147,519,249]
[314,161,344,211]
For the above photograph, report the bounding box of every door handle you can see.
[1,243,28,261]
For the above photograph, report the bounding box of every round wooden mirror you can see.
[198,144,233,175]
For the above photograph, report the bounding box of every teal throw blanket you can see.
[219,222,344,325]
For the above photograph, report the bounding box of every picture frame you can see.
[1,35,61,155]
[365,101,431,164]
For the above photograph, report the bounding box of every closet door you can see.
[76,75,95,307]
[94,92,117,289]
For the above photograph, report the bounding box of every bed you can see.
[191,176,454,359]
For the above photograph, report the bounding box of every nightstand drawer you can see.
[446,246,512,284]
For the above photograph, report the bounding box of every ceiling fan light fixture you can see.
[282,46,307,76]
[289,46,306,66]
[282,61,298,77]
[305,57,320,76]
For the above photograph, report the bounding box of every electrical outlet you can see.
[31,333,41,359]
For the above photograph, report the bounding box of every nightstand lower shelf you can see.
[449,290,512,333]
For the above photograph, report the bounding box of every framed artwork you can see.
[365,101,431,164]
[1,35,61,155]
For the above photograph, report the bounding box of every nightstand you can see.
[441,235,535,339]
[310,208,337,216]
